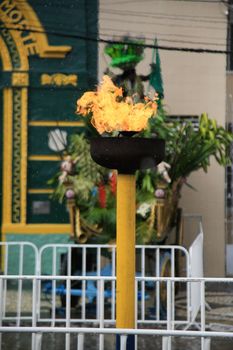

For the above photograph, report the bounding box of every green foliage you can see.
[149,112,233,186]
[135,110,233,243]
[51,108,233,245]
[49,133,117,240]
[86,207,116,243]
[69,134,105,184]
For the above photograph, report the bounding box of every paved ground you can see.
[1,283,233,349]
[2,331,233,349]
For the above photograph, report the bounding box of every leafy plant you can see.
[50,104,233,244]
[135,110,233,242]
[147,112,232,190]
[63,44,233,244]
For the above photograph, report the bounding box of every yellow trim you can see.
[0,37,12,70]
[15,1,71,58]
[2,89,13,224]
[0,3,72,243]
[41,73,77,86]
[12,72,29,87]
[28,189,54,194]
[0,40,13,242]
[2,224,71,234]
[10,28,29,70]
[1,3,29,227]
[21,88,28,224]
[1,23,29,71]
[116,174,136,329]
[1,222,6,271]
[28,121,84,127]
[0,19,29,69]
[28,155,61,161]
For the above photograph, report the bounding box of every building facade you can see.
[99,0,228,276]
[0,0,98,253]
[0,0,230,276]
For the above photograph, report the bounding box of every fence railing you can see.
[0,275,233,350]
[38,243,190,326]
[1,220,231,350]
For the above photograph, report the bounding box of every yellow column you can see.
[116,173,136,329]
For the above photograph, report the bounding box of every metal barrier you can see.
[0,242,38,326]
[0,242,38,350]
[0,241,38,275]
[0,275,233,350]
[1,220,231,349]
[38,244,190,326]
[0,242,191,350]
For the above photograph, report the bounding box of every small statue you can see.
[59,155,79,184]
[104,38,150,100]
[104,37,164,103]
[157,161,171,183]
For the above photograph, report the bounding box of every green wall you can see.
[26,0,98,224]
[6,234,71,275]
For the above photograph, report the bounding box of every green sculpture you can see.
[104,37,164,101]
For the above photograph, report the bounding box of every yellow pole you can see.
[116,173,136,329]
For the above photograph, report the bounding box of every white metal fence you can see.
[0,227,233,349]
[0,274,233,350]
[38,243,190,327]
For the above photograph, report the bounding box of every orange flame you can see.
[76,75,158,134]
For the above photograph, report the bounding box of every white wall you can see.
[99,0,228,276]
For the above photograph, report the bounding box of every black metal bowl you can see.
[90,137,165,174]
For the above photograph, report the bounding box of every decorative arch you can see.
[0,0,72,234]
[16,1,71,58]
[0,26,29,229]
[0,0,71,59]
[0,36,12,70]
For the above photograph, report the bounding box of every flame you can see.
[76,75,157,134]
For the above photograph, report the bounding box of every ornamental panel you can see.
[0,0,98,230]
